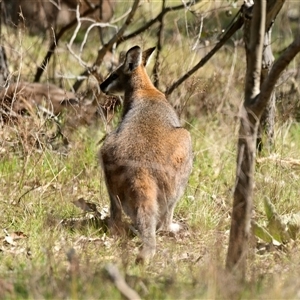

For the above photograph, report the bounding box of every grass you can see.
[1,1,300,299]
[2,119,300,299]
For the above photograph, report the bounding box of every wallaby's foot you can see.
[135,246,156,265]
[158,221,183,233]
[169,222,182,233]
[157,222,184,237]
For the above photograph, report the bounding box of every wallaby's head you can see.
[100,45,156,96]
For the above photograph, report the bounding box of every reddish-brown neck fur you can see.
[123,66,165,117]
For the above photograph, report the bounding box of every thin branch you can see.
[191,14,204,52]
[111,8,132,24]
[80,22,117,54]
[49,0,61,10]
[117,0,200,47]
[165,7,244,96]
[217,41,237,112]
[66,5,117,69]
[266,0,286,31]
[255,33,300,117]
[94,0,140,67]
[152,0,166,88]
[34,4,100,83]
[72,0,140,92]
[83,0,95,9]
[99,0,105,45]
[105,264,141,300]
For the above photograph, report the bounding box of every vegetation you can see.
[0,1,300,298]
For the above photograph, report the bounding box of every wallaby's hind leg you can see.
[135,203,157,264]
[108,194,124,235]
[158,200,182,233]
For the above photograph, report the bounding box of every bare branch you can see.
[105,264,141,300]
[266,0,286,31]
[73,0,140,91]
[255,33,300,116]
[165,8,244,96]
[34,4,100,83]
[152,0,166,88]
[244,0,266,104]
[66,5,117,69]
[191,14,204,52]
[117,0,200,47]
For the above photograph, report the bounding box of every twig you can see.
[255,33,300,117]
[72,0,140,92]
[191,14,204,51]
[117,0,200,47]
[67,6,90,68]
[83,0,94,9]
[152,0,166,88]
[256,155,300,167]
[34,4,100,83]
[105,264,141,300]
[79,22,117,55]
[17,185,41,204]
[0,0,2,42]
[217,41,238,112]
[67,6,117,69]
[111,8,132,24]
[165,7,244,96]
[49,0,61,10]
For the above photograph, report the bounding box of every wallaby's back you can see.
[99,45,192,263]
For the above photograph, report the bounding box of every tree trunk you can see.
[226,0,266,279]
[226,0,300,280]
[257,26,276,151]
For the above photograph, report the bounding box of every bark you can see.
[258,0,285,150]
[257,27,276,151]
[255,33,300,116]
[226,0,266,279]
[226,0,300,280]
[152,0,166,88]
[0,46,9,88]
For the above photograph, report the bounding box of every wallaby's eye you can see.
[110,73,118,80]
[128,63,134,71]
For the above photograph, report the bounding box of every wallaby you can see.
[99,45,192,263]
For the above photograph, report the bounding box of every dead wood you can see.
[0,82,78,116]
[105,264,141,300]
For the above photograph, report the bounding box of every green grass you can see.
[1,1,300,298]
[1,120,300,299]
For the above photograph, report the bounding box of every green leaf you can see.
[264,197,277,221]
[252,221,273,244]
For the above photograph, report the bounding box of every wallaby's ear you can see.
[118,51,126,64]
[124,46,142,72]
[142,47,156,66]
